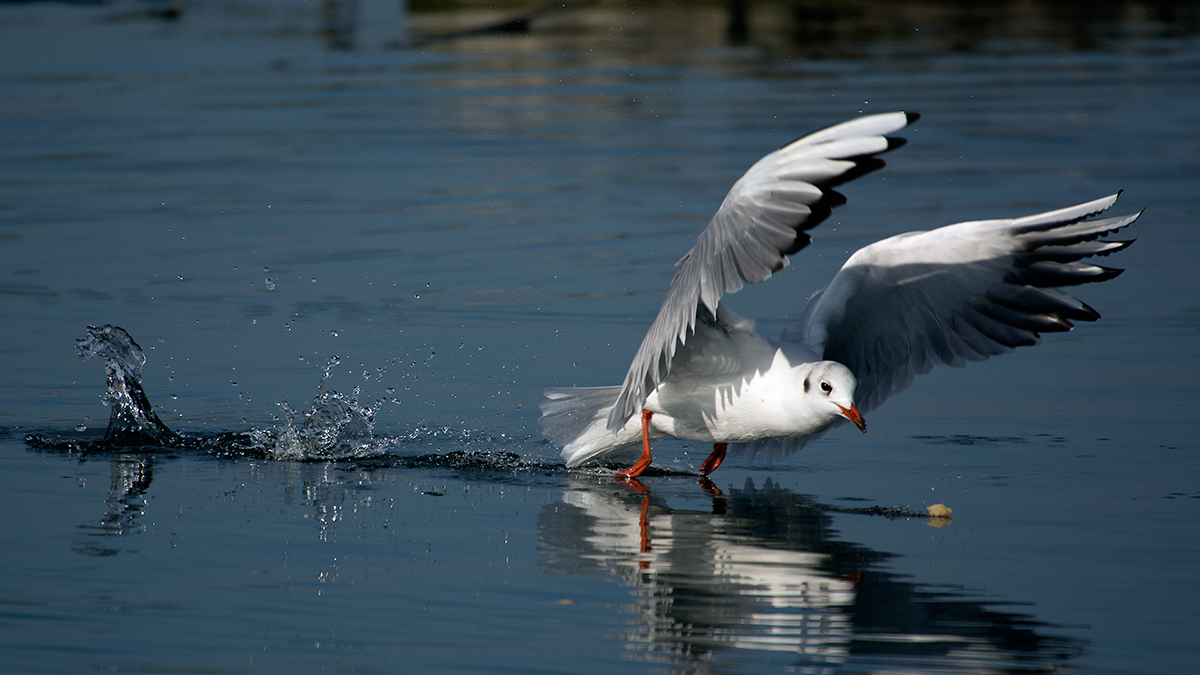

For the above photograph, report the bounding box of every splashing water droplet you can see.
[72,325,183,447]
[265,278,276,291]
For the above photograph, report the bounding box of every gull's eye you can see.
[819,380,832,394]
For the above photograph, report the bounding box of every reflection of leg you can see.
[615,475,649,494]
[699,442,727,475]
[698,477,727,515]
[637,495,651,568]
[616,410,654,479]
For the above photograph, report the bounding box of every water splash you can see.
[29,326,392,460]
[257,357,392,461]
[75,325,183,448]
[26,325,547,472]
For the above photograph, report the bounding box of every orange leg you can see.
[699,442,727,476]
[616,409,655,479]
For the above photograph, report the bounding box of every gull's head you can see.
[802,361,866,434]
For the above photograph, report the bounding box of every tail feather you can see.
[539,386,642,467]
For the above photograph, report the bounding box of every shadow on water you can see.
[541,475,1083,673]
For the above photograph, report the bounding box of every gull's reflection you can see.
[540,476,1082,673]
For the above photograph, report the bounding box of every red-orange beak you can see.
[836,403,867,434]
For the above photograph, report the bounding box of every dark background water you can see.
[2,1,1199,673]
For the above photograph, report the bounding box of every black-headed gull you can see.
[540,112,1139,478]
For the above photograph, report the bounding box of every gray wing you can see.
[782,193,1140,413]
[607,111,918,430]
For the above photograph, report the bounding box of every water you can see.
[3,1,1200,673]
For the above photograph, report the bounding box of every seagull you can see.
[539,112,1140,479]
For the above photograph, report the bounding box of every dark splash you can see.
[25,325,539,469]
[26,325,259,455]
[76,324,183,448]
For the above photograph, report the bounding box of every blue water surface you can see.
[2,1,1198,673]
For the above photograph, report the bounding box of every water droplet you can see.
[265,278,276,291]
[75,424,87,432]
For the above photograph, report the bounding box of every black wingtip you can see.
[1076,300,1102,322]
[904,111,921,124]
[802,192,847,231]
[780,232,813,256]
[825,190,848,207]
[885,136,908,151]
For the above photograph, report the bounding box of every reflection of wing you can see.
[539,477,1084,671]
[610,112,917,431]
[544,477,856,661]
[783,194,1139,413]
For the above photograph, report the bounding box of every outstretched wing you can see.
[783,193,1140,413]
[608,111,918,430]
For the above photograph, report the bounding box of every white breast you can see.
[647,349,828,444]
